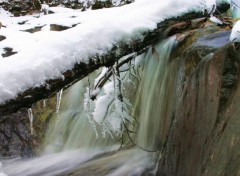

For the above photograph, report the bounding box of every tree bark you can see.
[0,3,229,116]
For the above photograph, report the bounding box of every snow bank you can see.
[0,0,225,104]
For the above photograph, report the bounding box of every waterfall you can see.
[2,36,181,176]
[135,36,180,151]
[43,75,116,153]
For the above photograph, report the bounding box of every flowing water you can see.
[1,36,182,176]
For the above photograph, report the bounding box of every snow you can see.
[205,0,217,14]
[230,20,240,42]
[41,24,51,31]
[92,82,114,124]
[94,67,108,87]
[209,16,223,24]
[0,7,12,18]
[41,3,50,15]
[49,7,75,13]
[0,0,225,104]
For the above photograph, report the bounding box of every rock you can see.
[0,35,6,42]
[92,0,112,10]
[1,47,17,58]
[157,25,240,176]
[196,30,231,48]
[0,109,35,158]
[50,24,70,31]
[23,26,43,33]
[10,5,22,12]
[0,97,56,158]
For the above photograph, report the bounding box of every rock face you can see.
[157,26,240,175]
[0,98,56,158]
[0,109,35,158]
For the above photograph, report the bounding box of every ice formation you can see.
[56,89,63,114]
[28,108,34,135]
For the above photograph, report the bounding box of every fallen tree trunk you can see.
[0,3,229,116]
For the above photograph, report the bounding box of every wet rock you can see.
[157,26,240,176]
[0,96,56,158]
[0,109,35,158]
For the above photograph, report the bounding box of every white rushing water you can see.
[2,37,180,176]
[0,162,7,176]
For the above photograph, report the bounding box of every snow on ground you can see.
[0,7,12,18]
[0,0,226,104]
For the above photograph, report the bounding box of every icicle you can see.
[84,87,99,138]
[56,89,63,114]
[43,99,46,108]
[28,108,34,135]
[102,123,114,139]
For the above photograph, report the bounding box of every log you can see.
[0,3,229,116]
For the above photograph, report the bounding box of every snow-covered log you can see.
[0,3,229,116]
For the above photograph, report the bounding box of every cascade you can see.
[1,37,181,176]
[135,36,180,151]
[0,162,7,176]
